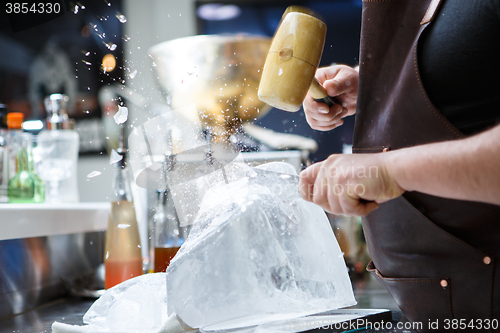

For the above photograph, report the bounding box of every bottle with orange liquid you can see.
[153,189,183,273]
[104,125,142,289]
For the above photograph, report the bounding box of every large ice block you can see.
[166,162,356,330]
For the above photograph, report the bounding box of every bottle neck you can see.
[111,156,133,202]
[152,191,167,225]
[16,133,34,173]
[47,118,75,130]
[156,190,167,210]
[153,189,181,248]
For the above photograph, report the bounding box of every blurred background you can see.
[0,0,362,201]
[0,2,375,322]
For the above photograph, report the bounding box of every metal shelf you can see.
[0,202,110,241]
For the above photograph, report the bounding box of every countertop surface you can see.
[0,275,404,333]
[0,202,110,240]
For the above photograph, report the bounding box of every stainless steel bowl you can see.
[149,35,272,141]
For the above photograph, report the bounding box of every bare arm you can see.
[299,124,500,216]
[387,124,500,205]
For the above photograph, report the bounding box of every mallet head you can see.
[258,10,327,112]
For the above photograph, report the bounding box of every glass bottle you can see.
[5,112,25,181]
[7,132,45,203]
[0,104,7,146]
[104,125,142,289]
[0,105,9,202]
[36,94,79,203]
[147,190,164,273]
[154,189,183,272]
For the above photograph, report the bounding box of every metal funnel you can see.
[149,35,272,142]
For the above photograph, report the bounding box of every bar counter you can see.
[0,275,403,333]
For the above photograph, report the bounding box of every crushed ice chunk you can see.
[51,274,173,333]
[114,105,128,124]
[127,69,137,79]
[116,12,127,23]
[109,149,123,165]
[87,171,101,178]
[83,274,167,329]
[104,42,117,51]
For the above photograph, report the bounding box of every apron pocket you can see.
[367,260,454,332]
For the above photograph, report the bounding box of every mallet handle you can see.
[309,78,340,108]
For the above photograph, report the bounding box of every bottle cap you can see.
[7,112,24,129]
[44,94,75,130]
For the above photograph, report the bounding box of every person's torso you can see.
[353,0,500,327]
[419,0,500,135]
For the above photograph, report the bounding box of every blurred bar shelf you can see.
[0,202,110,240]
[0,202,109,320]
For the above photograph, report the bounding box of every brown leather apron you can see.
[353,0,500,331]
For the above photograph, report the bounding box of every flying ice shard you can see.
[114,105,128,124]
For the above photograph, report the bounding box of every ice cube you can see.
[116,12,127,23]
[104,42,117,51]
[128,69,137,79]
[109,149,123,165]
[114,105,129,124]
[87,170,101,178]
[166,162,356,330]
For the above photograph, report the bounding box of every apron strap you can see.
[420,0,444,25]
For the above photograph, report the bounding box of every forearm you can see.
[386,124,500,205]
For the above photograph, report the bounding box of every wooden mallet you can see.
[258,8,337,112]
